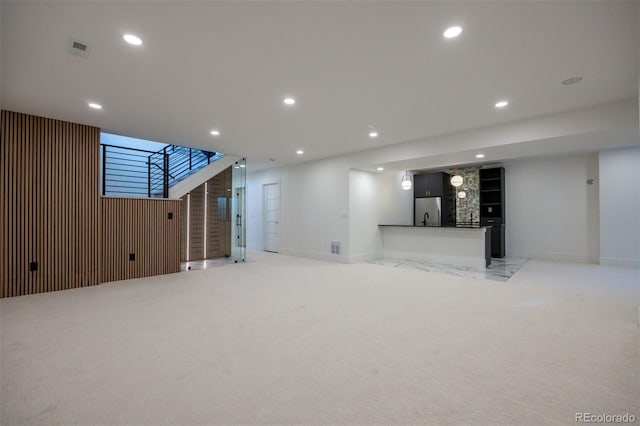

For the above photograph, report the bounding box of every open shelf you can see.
[479,167,505,258]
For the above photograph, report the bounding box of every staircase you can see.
[101,143,224,198]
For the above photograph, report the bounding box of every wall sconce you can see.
[458,191,467,198]
[401,171,412,191]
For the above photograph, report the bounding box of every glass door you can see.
[231,158,246,262]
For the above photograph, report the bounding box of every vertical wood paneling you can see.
[206,167,232,259]
[99,197,181,283]
[188,184,205,260]
[2,110,180,297]
[1,110,100,298]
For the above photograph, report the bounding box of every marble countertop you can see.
[379,224,490,229]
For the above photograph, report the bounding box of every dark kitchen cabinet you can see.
[413,172,447,197]
[480,167,506,258]
[490,224,506,258]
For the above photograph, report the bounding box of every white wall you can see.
[599,146,640,268]
[247,157,350,262]
[347,170,414,262]
[376,171,414,226]
[248,164,413,263]
[505,153,600,263]
[348,171,382,262]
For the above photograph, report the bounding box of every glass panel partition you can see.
[231,158,247,262]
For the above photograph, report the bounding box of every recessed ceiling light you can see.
[123,34,143,46]
[210,130,220,136]
[377,167,384,171]
[88,102,102,110]
[475,154,485,159]
[296,149,304,155]
[495,100,509,108]
[443,26,463,39]
[562,76,583,85]
[284,97,296,105]
[369,131,379,138]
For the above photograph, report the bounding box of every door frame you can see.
[262,182,280,253]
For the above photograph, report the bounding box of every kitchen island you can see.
[378,225,492,269]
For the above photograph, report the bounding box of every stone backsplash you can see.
[451,167,480,223]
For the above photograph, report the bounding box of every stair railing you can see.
[101,143,222,198]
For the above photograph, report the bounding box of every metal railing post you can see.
[101,144,106,196]
[189,148,192,171]
[147,158,151,198]
[163,148,169,198]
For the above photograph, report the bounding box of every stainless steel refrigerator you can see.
[415,197,441,227]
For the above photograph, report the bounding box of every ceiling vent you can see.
[69,38,91,57]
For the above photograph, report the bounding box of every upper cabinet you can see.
[414,172,448,197]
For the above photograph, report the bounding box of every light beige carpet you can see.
[1,252,638,425]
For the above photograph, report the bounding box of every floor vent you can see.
[330,241,341,255]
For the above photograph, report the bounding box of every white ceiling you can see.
[1,1,638,170]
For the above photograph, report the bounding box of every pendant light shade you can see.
[451,175,463,187]
[401,171,412,191]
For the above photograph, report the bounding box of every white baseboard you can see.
[347,252,383,264]
[278,248,349,264]
[509,250,596,264]
[383,250,486,270]
[599,257,640,269]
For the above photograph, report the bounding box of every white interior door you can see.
[263,183,280,253]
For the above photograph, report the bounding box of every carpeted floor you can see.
[1,251,638,425]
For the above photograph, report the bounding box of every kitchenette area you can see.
[379,167,505,270]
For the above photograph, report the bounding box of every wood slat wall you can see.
[206,167,232,258]
[1,110,100,298]
[100,197,181,283]
[1,110,184,297]
[188,184,205,260]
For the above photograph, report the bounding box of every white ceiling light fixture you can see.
[475,153,485,159]
[443,26,463,39]
[283,97,296,106]
[495,100,509,108]
[123,34,143,46]
[369,131,379,138]
[88,102,102,110]
[210,129,220,136]
[377,167,384,171]
[401,171,412,191]
[296,149,304,155]
[451,175,464,187]
[458,191,467,198]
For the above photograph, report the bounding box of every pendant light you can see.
[451,175,463,187]
[401,171,412,191]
